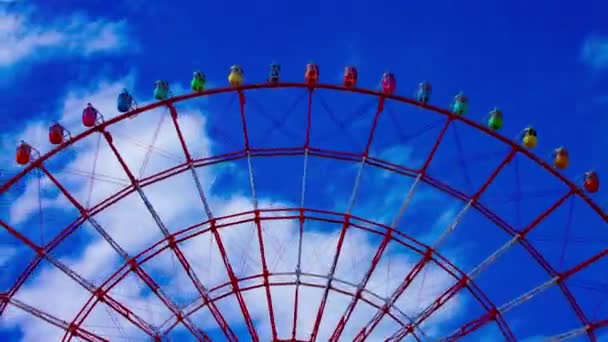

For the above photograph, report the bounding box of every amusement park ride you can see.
[14,62,602,194]
[4,61,606,342]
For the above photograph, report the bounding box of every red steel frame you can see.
[0,83,606,341]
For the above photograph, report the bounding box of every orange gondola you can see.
[552,147,569,170]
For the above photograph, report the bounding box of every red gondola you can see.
[49,123,66,145]
[343,66,358,87]
[16,142,32,165]
[381,72,396,94]
[584,171,600,193]
[82,103,98,127]
[305,63,319,84]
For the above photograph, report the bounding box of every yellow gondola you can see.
[522,127,537,148]
[228,65,244,87]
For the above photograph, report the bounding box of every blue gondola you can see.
[117,89,134,113]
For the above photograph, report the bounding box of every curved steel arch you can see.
[0,83,605,341]
[1,83,604,221]
[156,270,422,334]
[65,208,509,341]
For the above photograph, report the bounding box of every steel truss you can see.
[1,83,606,341]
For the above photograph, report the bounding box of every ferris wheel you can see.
[0,62,606,342]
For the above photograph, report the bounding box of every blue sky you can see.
[0,0,607,341]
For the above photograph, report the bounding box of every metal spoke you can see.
[1,294,108,342]
[100,129,211,341]
[383,148,517,341]
[168,104,239,340]
[310,95,385,341]
[0,219,159,339]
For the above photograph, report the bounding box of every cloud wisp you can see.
[0,5,132,67]
[581,34,608,70]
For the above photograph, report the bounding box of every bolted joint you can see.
[78,205,89,217]
[30,159,43,169]
[128,258,138,270]
[167,234,176,248]
[36,247,46,257]
[95,288,106,300]
[355,288,363,299]
[386,228,393,239]
[298,208,305,223]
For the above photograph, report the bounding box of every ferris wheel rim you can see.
[2,82,604,222]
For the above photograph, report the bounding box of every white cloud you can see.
[0,6,132,67]
[0,246,17,268]
[1,73,465,341]
[581,34,608,70]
